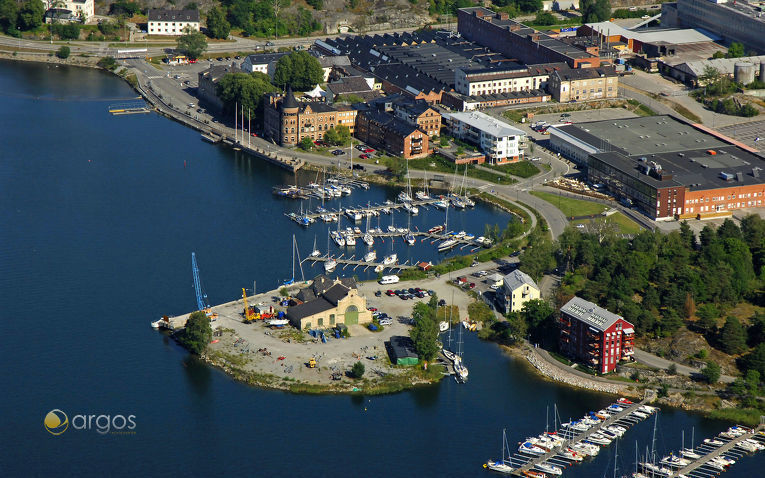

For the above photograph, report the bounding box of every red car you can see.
[469,283,476,289]
[251,132,258,137]
[386,290,395,296]
[359,154,369,159]
[363,148,375,153]
[367,307,378,312]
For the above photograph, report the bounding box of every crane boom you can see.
[191,252,208,312]
[242,288,255,323]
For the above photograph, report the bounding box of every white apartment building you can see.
[147,9,200,36]
[44,0,94,22]
[444,111,526,164]
[454,64,564,96]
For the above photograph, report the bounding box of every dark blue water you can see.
[1,61,762,477]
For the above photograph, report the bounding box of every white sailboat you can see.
[364,250,377,262]
[324,257,337,272]
[454,302,468,383]
[404,213,416,245]
[382,253,397,266]
[485,429,515,474]
[310,235,321,257]
[363,207,374,246]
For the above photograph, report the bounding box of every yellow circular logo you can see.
[44,409,69,435]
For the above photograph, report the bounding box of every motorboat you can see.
[519,442,547,455]
[405,232,416,245]
[428,225,445,234]
[150,318,169,330]
[382,254,397,266]
[363,250,377,262]
[439,321,449,332]
[353,226,362,235]
[571,442,599,456]
[433,200,448,210]
[586,434,611,445]
[403,202,419,215]
[561,448,583,462]
[387,225,397,233]
[345,233,356,246]
[267,319,289,327]
[324,259,337,272]
[704,438,723,446]
[438,239,457,252]
[679,449,701,460]
[660,455,689,467]
[330,231,345,247]
[363,233,374,246]
[374,265,384,273]
[415,191,430,201]
[534,463,562,476]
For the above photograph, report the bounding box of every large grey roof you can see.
[503,269,538,292]
[322,283,350,305]
[148,9,199,22]
[673,55,765,79]
[287,298,335,321]
[560,296,625,332]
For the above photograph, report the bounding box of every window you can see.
[330,314,335,325]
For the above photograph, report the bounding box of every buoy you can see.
[184,160,187,168]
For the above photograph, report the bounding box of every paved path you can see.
[633,348,735,383]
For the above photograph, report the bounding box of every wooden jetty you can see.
[512,398,654,476]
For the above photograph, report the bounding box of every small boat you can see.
[428,225,445,234]
[381,207,391,214]
[561,448,583,462]
[485,429,515,474]
[438,239,457,252]
[433,200,448,210]
[403,202,419,215]
[404,232,416,245]
[398,191,412,202]
[534,463,562,476]
[345,233,356,246]
[522,472,547,478]
[679,449,701,460]
[711,455,735,466]
[340,186,352,195]
[363,233,374,246]
[382,253,397,266]
[660,455,689,467]
[374,264,384,273]
[324,258,337,272]
[704,438,723,446]
[463,196,475,207]
[641,463,672,477]
[364,250,377,262]
[464,233,475,241]
[439,321,449,332]
[415,191,430,201]
[353,226,362,235]
[453,356,469,383]
[150,318,169,330]
[267,319,289,327]
[387,225,397,233]
[519,442,547,455]
[330,231,346,247]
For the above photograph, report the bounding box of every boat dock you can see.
[108,102,151,115]
[509,398,656,476]
[299,198,443,218]
[670,424,765,478]
[298,229,487,253]
[303,254,417,272]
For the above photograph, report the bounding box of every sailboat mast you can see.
[613,438,618,478]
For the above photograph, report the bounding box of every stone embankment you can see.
[522,346,630,394]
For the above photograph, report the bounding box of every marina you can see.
[485,398,659,477]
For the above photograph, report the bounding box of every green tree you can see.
[581,0,610,22]
[18,0,44,30]
[216,72,277,121]
[176,28,208,60]
[273,50,324,90]
[205,6,231,39]
[351,360,365,378]
[533,11,556,26]
[516,0,542,12]
[719,316,747,355]
[323,124,351,146]
[299,136,313,151]
[0,0,19,35]
[178,311,213,355]
[741,343,765,378]
[55,45,70,59]
[522,299,556,343]
[726,42,745,58]
[700,359,721,384]
[410,302,440,361]
[667,363,677,375]
[97,56,118,70]
[51,22,80,40]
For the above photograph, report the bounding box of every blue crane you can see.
[191,252,209,312]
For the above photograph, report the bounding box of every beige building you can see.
[548,66,618,102]
[45,0,94,22]
[287,279,372,330]
[497,269,540,314]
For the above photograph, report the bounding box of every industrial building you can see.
[577,21,721,58]
[443,111,526,164]
[559,297,635,374]
[549,115,765,220]
[548,65,619,102]
[457,7,602,68]
[663,0,765,55]
[662,55,765,86]
[286,280,372,330]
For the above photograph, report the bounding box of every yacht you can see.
[382,253,397,266]
[438,239,457,252]
[433,199,448,210]
[404,231,416,245]
[535,463,562,476]
[363,233,374,246]
[363,250,377,262]
[345,233,356,246]
[330,231,345,247]
[324,258,337,272]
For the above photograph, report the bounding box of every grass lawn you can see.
[400,155,517,185]
[487,161,540,178]
[530,190,608,217]
[571,212,644,235]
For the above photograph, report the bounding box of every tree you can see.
[0,0,19,35]
[667,363,677,375]
[683,292,696,319]
[516,0,542,12]
[299,136,313,151]
[55,46,70,59]
[700,360,721,384]
[719,316,747,355]
[178,311,213,355]
[18,0,44,30]
[176,29,208,60]
[726,42,745,59]
[51,22,80,40]
[741,343,765,378]
[581,0,610,22]
[323,125,351,146]
[534,11,556,26]
[410,302,440,361]
[351,360,365,378]
[216,72,277,121]
[97,56,118,70]
[206,6,231,39]
[272,50,324,90]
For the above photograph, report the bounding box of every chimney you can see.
[736,172,744,182]
[754,168,761,178]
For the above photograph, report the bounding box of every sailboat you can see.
[323,230,337,272]
[283,235,305,286]
[485,429,515,474]
[363,206,374,246]
[364,250,377,262]
[453,298,468,383]
[310,235,321,257]
[382,214,397,265]
[404,213,416,245]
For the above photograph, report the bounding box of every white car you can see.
[379,318,393,326]
[490,284,500,290]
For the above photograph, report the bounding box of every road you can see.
[633,348,735,383]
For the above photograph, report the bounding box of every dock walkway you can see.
[304,255,417,272]
[512,398,652,476]
[676,424,765,477]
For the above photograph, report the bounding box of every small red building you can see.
[559,297,634,374]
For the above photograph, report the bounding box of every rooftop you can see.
[444,111,525,138]
[326,76,373,95]
[671,55,765,78]
[503,269,539,292]
[552,66,618,81]
[560,296,628,332]
[584,21,721,45]
[243,52,289,65]
[147,9,199,22]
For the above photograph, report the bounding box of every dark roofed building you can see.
[355,107,430,159]
[387,336,419,365]
[147,9,200,36]
[197,63,242,111]
[263,89,346,146]
[548,65,618,102]
[326,76,379,103]
[286,278,371,330]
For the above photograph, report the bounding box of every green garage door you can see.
[344,305,359,325]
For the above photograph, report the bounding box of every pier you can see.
[672,424,765,477]
[108,101,151,115]
[303,255,417,272]
[299,198,443,219]
[509,398,656,476]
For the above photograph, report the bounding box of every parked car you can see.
[379,318,393,326]
[386,290,395,296]
[469,283,476,289]
[375,290,382,297]
[367,307,378,312]
[266,41,274,46]
[352,164,364,170]
[438,299,446,306]
[332,149,345,156]
[363,148,375,153]
[359,154,369,159]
